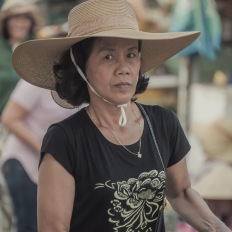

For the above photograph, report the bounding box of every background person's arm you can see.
[2,100,41,153]
[166,157,231,232]
[38,154,75,232]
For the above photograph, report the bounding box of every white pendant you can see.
[137,153,142,158]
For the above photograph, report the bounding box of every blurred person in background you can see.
[0,0,43,151]
[1,79,77,232]
[0,1,43,231]
[193,118,232,230]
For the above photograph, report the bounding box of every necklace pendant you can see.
[137,153,142,158]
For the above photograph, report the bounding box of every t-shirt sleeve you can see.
[166,109,191,167]
[40,123,76,177]
[11,79,41,111]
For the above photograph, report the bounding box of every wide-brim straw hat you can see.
[0,0,43,34]
[193,161,232,200]
[12,0,200,108]
[194,117,232,164]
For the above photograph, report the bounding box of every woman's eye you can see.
[105,55,113,60]
[128,53,136,58]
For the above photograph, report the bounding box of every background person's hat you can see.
[0,0,43,35]
[193,161,232,200]
[194,117,232,164]
[12,0,200,108]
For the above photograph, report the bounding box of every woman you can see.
[1,80,77,232]
[0,0,42,150]
[12,0,231,231]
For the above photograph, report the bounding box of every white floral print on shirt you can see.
[95,170,166,232]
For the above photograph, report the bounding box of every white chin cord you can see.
[70,48,128,127]
[117,104,127,127]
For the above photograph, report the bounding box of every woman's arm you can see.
[38,154,75,232]
[1,100,41,153]
[166,157,231,232]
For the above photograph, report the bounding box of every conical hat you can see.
[194,117,232,164]
[193,162,232,200]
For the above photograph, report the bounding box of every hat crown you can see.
[1,0,33,11]
[68,0,139,37]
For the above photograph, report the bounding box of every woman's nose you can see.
[115,57,130,76]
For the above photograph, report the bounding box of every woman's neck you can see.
[87,100,134,130]
[86,101,143,146]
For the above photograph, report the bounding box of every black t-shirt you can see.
[41,104,191,232]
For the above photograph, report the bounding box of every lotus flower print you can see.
[95,170,166,231]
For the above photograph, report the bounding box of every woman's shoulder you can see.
[138,103,174,118]
[51,107,87,131]
[138,103,180,131]
[0,38,12,56]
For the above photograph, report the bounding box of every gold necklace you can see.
[87,106,142,158]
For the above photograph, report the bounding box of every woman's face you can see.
[86,37,141,105]
[7,14,33,43]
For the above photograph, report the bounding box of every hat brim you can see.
[13,29,200,90]
[13,29,200,108]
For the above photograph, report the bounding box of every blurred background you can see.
[0,0,232,231]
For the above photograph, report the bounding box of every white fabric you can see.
[1,80,77,183]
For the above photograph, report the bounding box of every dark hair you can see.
[2,14,36,40]
[53,38,149,107]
